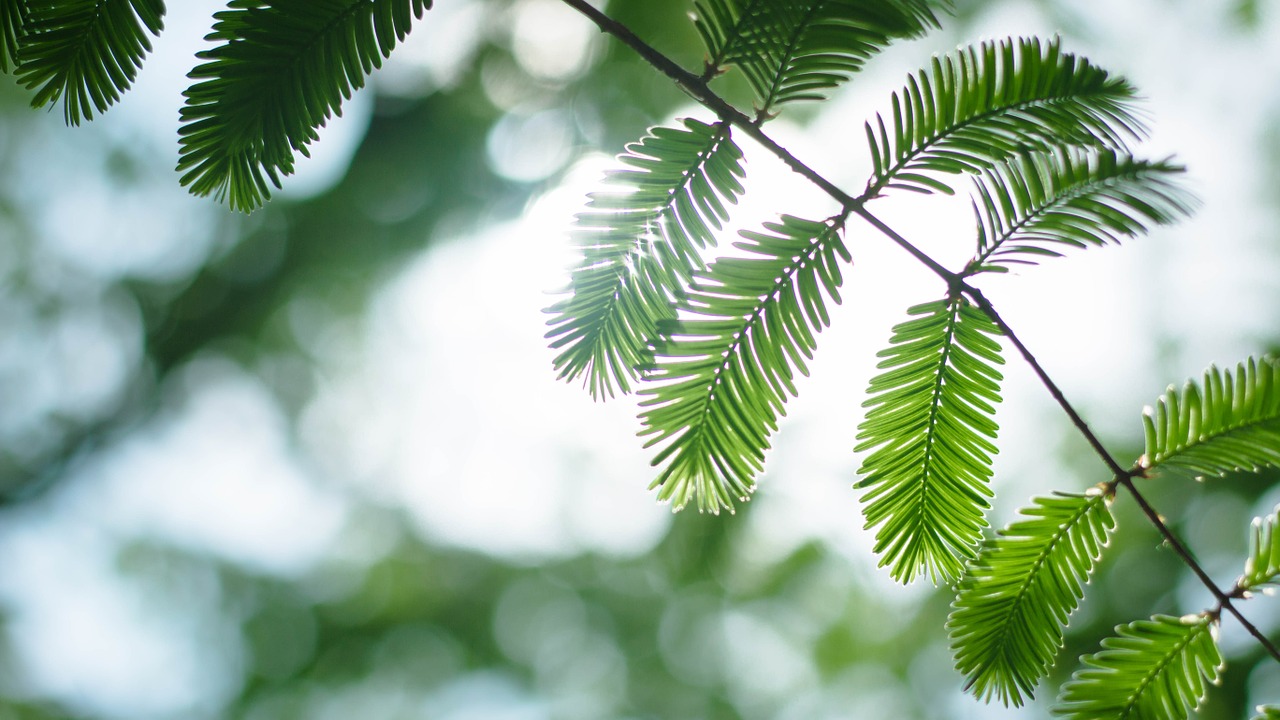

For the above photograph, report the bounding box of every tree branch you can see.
[558,0,1280,665]
[961,287,1130,479]
[558,0,855,205]
[969,288,1280,662]
[560,0,963,292]
[1119,475,1280,660]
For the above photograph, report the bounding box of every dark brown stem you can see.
[962,287,1130,478]
[558,0,855,205]
[968,287,1280,661]
[1119,475,1280,660]
[559,0,965,294]
[849,206,958,287]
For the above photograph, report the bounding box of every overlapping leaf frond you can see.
[637,215,849,512]
[1054,614,1222,720]
[177,0,431,212]
[694,0,939,112]
[1239,504,1280,594]
[0,0,26,72]
[1141,356,1280,480]
[966,147,1193,273]
[15,0,165,125]
[855,296,1005,583]
[546,119,747,400]
[1256,705,1280,719]
[949,490,1115,706]
[864,36,1146,197]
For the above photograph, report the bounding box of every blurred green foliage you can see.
[0,2,1276,719]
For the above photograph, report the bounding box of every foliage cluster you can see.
[3,0,1279,718]
[539,2,1280,717]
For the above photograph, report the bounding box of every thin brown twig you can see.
[971,289,1280,662]
[558,0,1280,663]
[557,0,855,203]
[1120,475,1280,659]
[963,287,1130,479]
[848,205,959,288]
[558,0,957,290]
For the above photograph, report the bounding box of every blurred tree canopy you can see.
[0,2,1278,720]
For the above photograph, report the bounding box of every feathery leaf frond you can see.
[177,0,431,212]
[967,147,1193,273]
[638,215,850,512]
[1141,356,1280,481]
[949,490,1115,706]
[0,0,26,72]
[1239,504,1280,594]
[864,36,1146,197]
[1054,614,1222,720]
[694,0,939,112]
[855,296,1005,584]
[545,119,747,399]
[16,0,165,125]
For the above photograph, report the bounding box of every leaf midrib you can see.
[909,298,963,576]
[677,221,840,474]
[195,0,374,151]
[972,162,1152,267]
[758,1,824,114]
[983,494,1105,684]
[864,83,1124,200]
[1154,413,1280,474]
[580,124,735,384]
[708,0,772,71]
[1117,619,1208,720]
[23,0,145,109]
[30,0,109,89]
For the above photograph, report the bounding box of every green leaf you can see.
[1254,705,1280,720]
[1054,614,1223,720]
[855,296,1005,583]
[694,0,939,112]
[545,119,746,400]
[0,0,27,72]
[967,147,1194,272]
[949,490,1115,706]
[864,36,1146,197]
[176,0,431,212]
[1142,356,1280,481]
[638,215,849,512]
[1239,504,1280,594]
[16,0,165,125]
